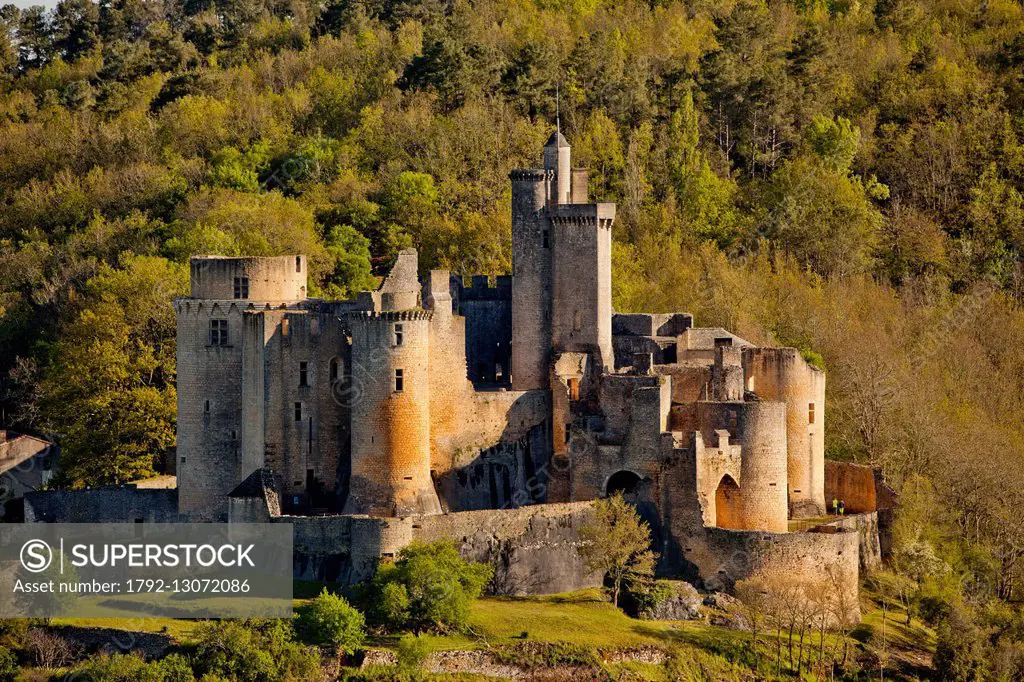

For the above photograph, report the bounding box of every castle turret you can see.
[344,310,442,516]
[544,131,571,206]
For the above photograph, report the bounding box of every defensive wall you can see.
[272,501,602,595]
[824,460,898,558]
[25,488,179,523]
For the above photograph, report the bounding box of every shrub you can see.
[193,620,319,682]
[296,589,366,653]
[395,634,429,672]
[628,579,675,614]
[156,654,196,682]
[934,607,988,681]
[66,652,191,682]
[369,541,492,633]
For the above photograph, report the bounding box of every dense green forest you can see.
[3,0,1024,675]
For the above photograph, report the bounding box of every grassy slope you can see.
[51,584,936,680]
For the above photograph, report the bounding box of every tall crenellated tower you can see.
[510,131,616,390]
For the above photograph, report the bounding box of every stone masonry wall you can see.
[25,489,179,523]
[277,502,602,594]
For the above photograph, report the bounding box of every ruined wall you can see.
[455,275,512,386]
[822,512,882,573]
[824,460,878,514]
[279,502,602,595]
[413,502,602,595]
[743,348,826,517]
[25,489,179,523]
[434,421,551,512]
[825,461,897,558]
[346,311,440,516]
[655,364,712,404]
[685,527,861,623]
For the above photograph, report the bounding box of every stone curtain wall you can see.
[689,526,861,623]
[414,501,602,596]
[824,460,878,514]
[822,512,883,573]
[25,489,179,523]
[279,501,601,593]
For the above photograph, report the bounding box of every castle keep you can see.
[28,132,879,609]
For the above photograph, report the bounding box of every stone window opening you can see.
[808,402,815,424]
[542,230,550,248]
[394,369,404,393]
[329,358,340,382]
[282,319,290,337]
[204,400,210,414]
[299,361,309,387]
[394,323,403,346]
[308,417,313,454]
[573,310,582,331]
[233,277,249,299]
[294,402,302,422]
[295,256,302,272]
[209,319,228,346]
[568,377,580,401]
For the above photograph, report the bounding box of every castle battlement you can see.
[346,309,434,322]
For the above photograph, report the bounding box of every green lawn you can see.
[50,582,937,681]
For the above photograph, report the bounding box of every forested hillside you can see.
[2,0,1024,674]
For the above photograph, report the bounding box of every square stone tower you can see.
[510,131,615,390]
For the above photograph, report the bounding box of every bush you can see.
[395,634,430,672]
[368,541,492,633]
[296,589,366,653]
[193,620,319,682]
[627,580,675,614]
[66,652,193,682]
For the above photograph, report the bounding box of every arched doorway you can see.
[606,470,642,500]
[715,475,742,529]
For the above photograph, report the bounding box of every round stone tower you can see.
[735,402,789,532]
[343,310,442,517]
[742,348,826,518]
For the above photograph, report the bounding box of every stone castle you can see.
[27,131,888,610]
